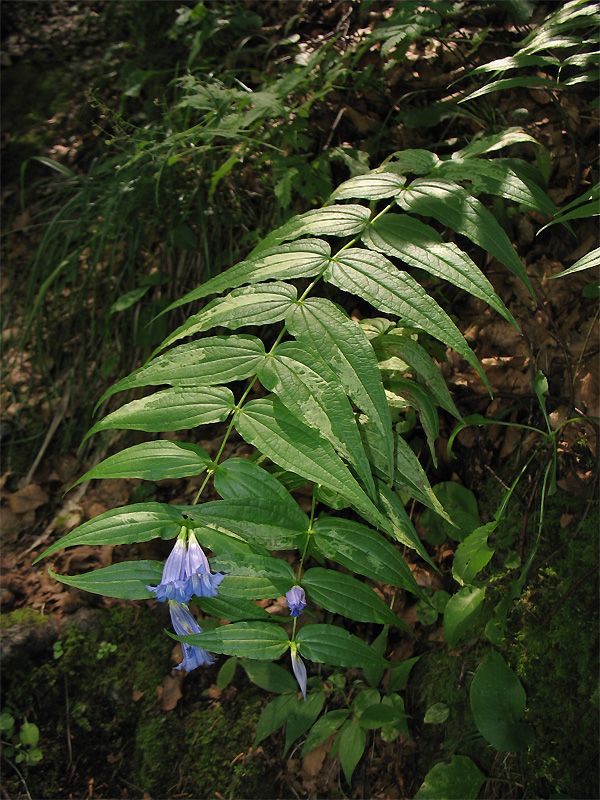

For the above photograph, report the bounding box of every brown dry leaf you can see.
[560,514,574,529]
[208,684,222,700]
[302,734,336,786]
[156,673,183,711]
[0,507,23,544]
[132,689,144,702]
[7,483,48,514]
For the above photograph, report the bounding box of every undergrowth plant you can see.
[36,127,560,787]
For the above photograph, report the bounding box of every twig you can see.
[1,754,33,800]
[64,673,72,765]
[21,383,70,488]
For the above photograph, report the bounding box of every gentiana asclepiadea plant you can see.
[37,128,554,783]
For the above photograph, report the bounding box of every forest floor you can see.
[1,3,599,799]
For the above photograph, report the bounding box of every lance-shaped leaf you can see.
[548,246,600,279]
[212,553,295,588]
[331,172,406,201]
[196,595,288,623]
[217,575,294,600]
[259,342,376,499]
[284,691,326,755]
[49,561,163,600]
[372,334,460,418]
[96,335,265,407]
[435,159,557,216]
[453,127,538,159]
[172,621,290,660]
[253,204,371,253]
[286,297,394,480]
[301,709,350,756]
[312,516,424,597]
[235,396,385,526]
[84,386,235,442]
[361,222,517,329]
[157,282,297,351]
[331,245,489,388]
[302,567,409,630]
[387,149,441,175]
[213,458,306,521]
[165,239,331,313]
[73,441,212,485]
[296,624,389,669]
[396,178,535,298]
[375,480,434,567]
[186,497,308,550]
[385,376,439,463]
[35,503,186,561]
[338,722,367,786]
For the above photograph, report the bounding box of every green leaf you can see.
[373,334,460,419]
[397,178,535,298]
[420,481,481,543]
[424,702,450,723]
[49,561,163,599]
[173,621,290,660]
[213,457,304,519]
[166,239,331,312]
[85,386,235,441]
[296,624,389,669]
[455,127,539,158]
[235,396,382,525]
[284,691,325,754]
[187,497,308,550]
[443,586,485,646]
[385,376,439,463]
[302,567,408,629]
[260,342,376,499]
[286,296,394,480]
[254,204,371,253]
[242,660,298,693]
[96,335,266,407]
[217,657,238,690]
[312,516,425,597]
[157,282,297,351]
[374,480,434,569]
[331,172,406,200]
[212,553,295,589]
[300,709,350,756]
[387,149,441,175]
[437,158,557,216]
[254,694,299,747]
[548,246,600,279]
[216,575,294,600]
[387,656,421,693]
[361,225,491,387]
[452,523,495,586]
[36,503,186,561]
[110,286,150,314]
[74,441,212,484]
[413,755,486,799]
[338,721,367,785]
[358,704,405,729]
[461,75,557,102]
[470,651,535,751]
[196,595,286,623]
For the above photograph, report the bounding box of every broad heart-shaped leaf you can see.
[259,343,376,500]
[213,458,306,522]
[73,441,212,485]
[330,171,406,200]
[436,158,557,216]
[443,586,485,646]
[338,721,367,786]
[302,567,409,629]
[361,222,516,330]
[372,334,460,419]
[35,503,186,562]
[235,396,385,528]
[172,621,290,660]
[348,241,489,390]
[296,624,390,670]
[96,335,266,408]
[156,282,297,352]
[413,755,486,800]
[165,239,331,313]
[470,651,535,751]
[396,178,535,298]
[84,386,235,442]
[49,561,162,599]
[312,516,424,598]
[196,595,287,623]
[286,297,394,480]
[180,497,308,550]
[251,204,371,254]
